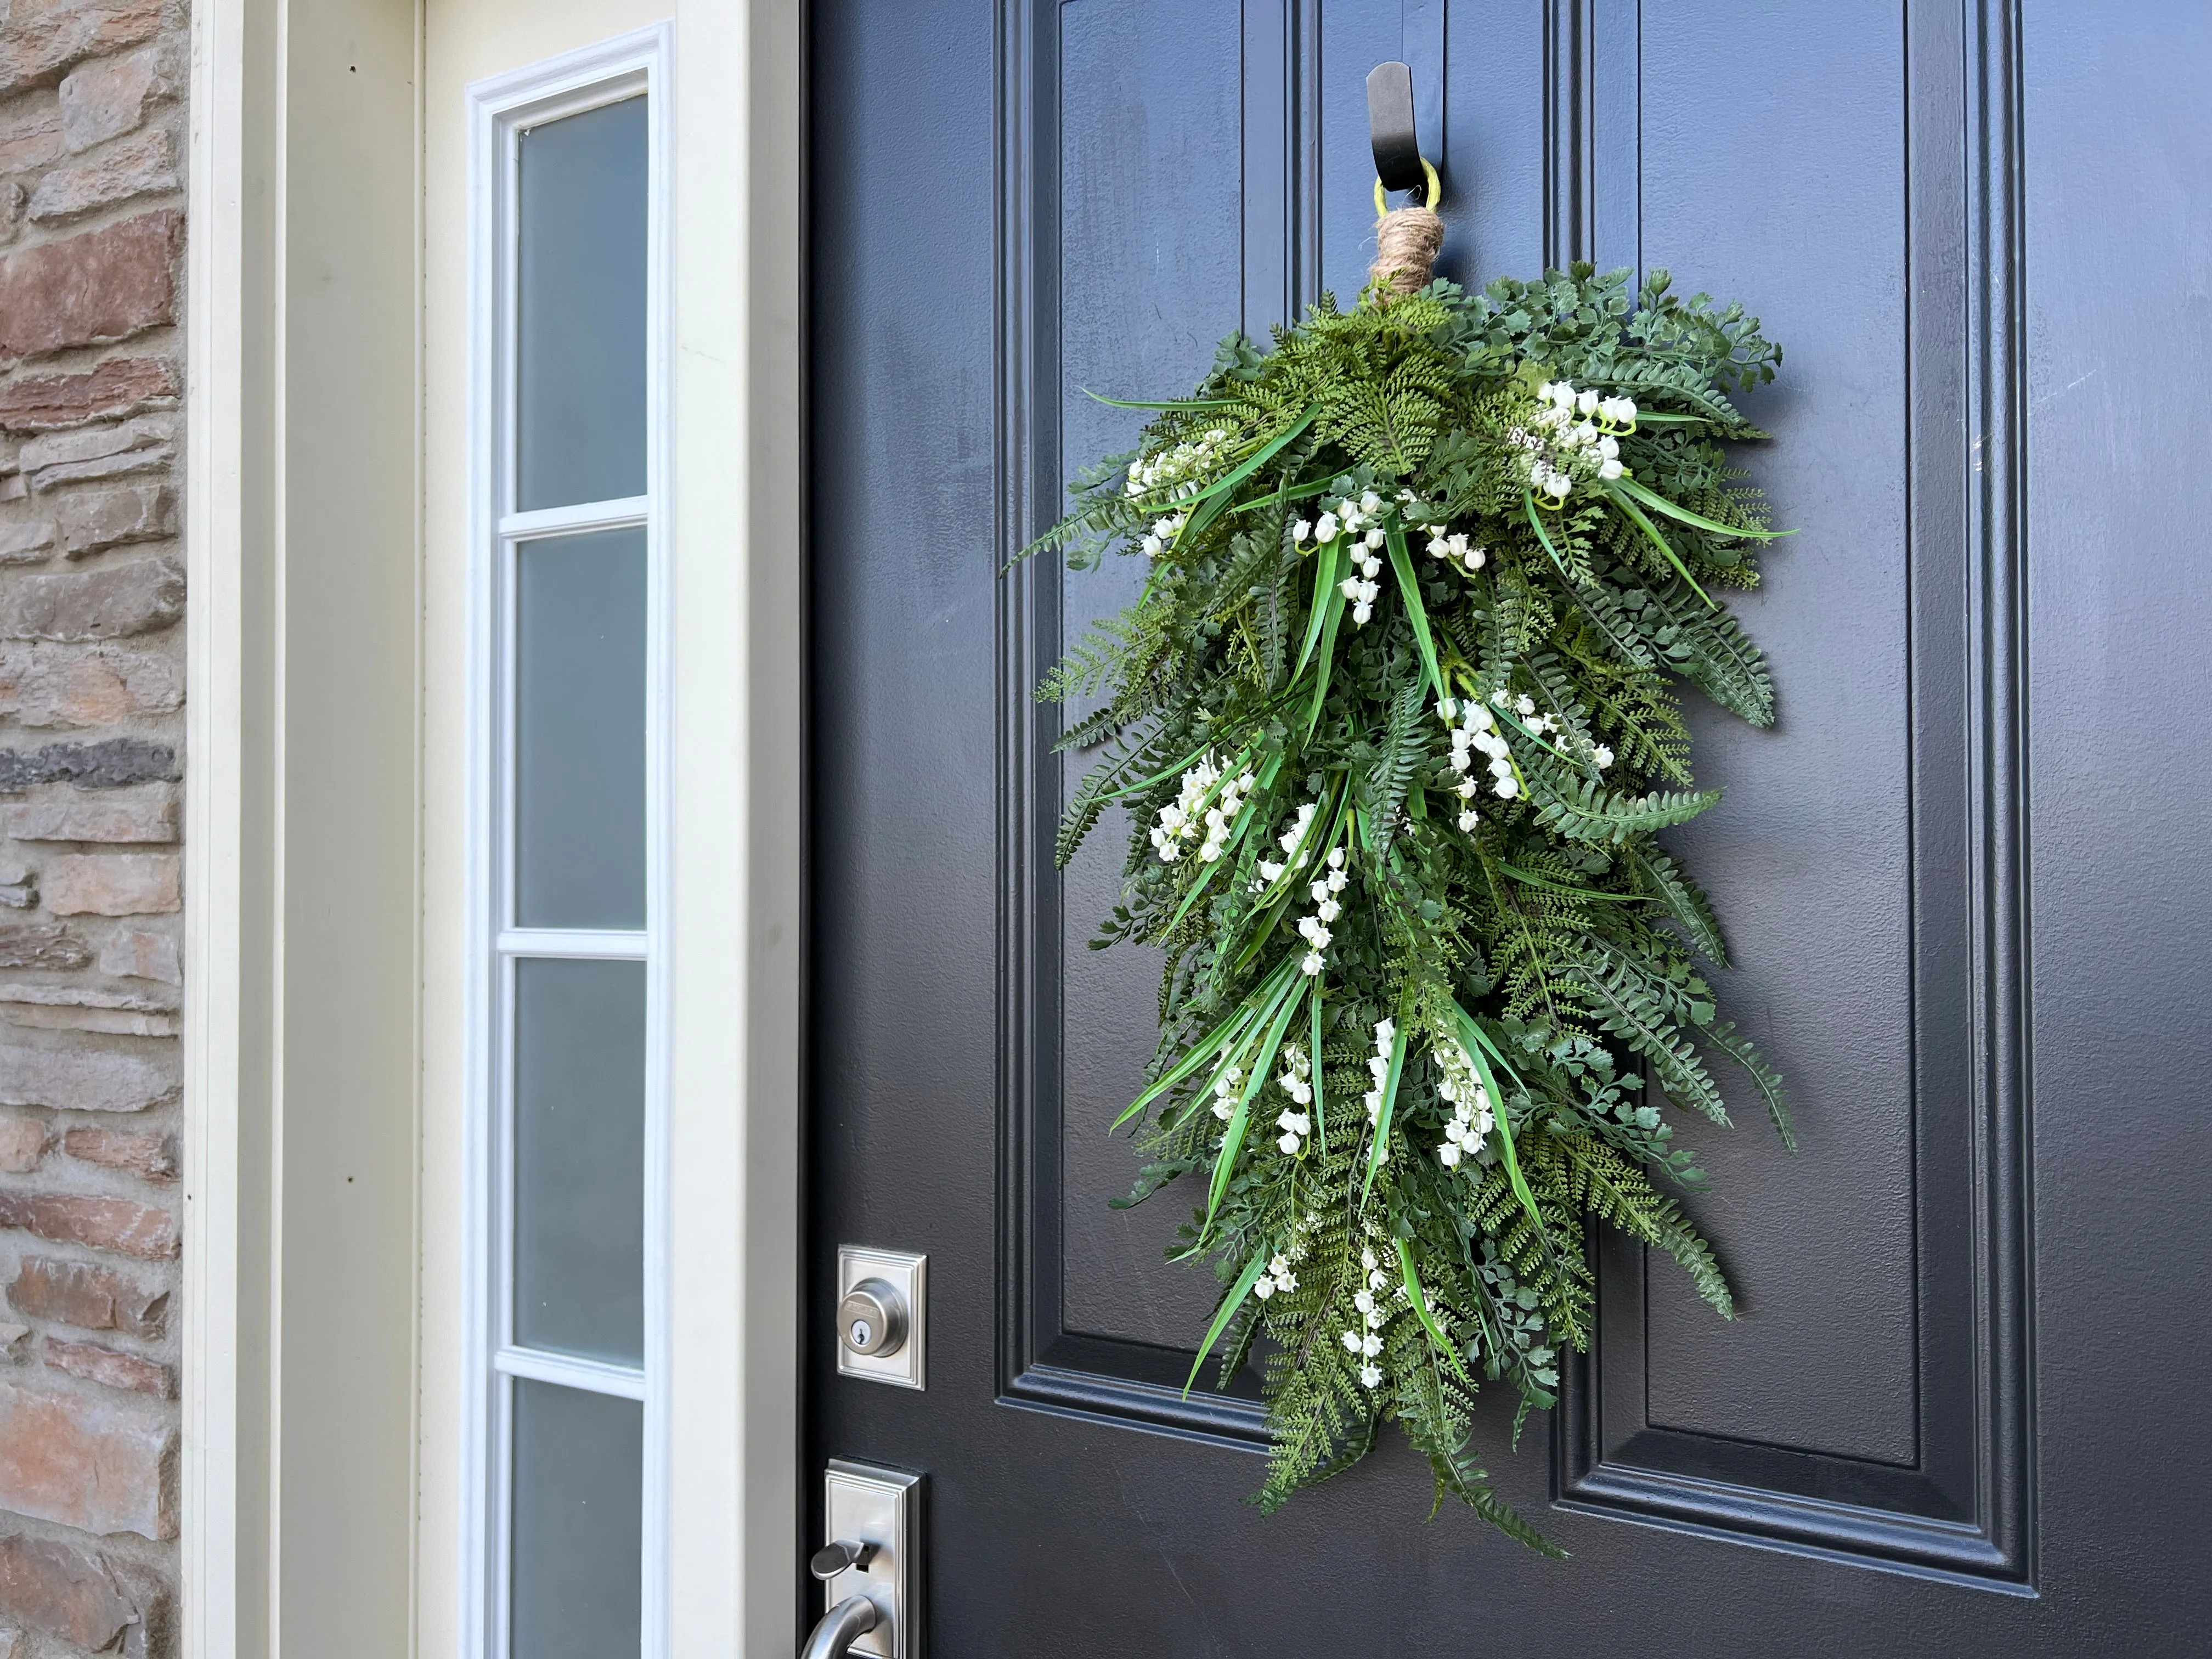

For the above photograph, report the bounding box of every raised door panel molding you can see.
[1550,0,2034,1588]
[997,0,1304,1446]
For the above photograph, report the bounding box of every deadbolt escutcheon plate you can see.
[836,1247,926,1389]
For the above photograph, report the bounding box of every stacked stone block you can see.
[0,1,185,1652]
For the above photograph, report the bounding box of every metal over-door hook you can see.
[1367,60,1440,211]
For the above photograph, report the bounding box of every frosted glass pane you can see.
[515,529,645,930]
[514,958,644,1363]
[516,95,647,510]
[510,1380,641,1659]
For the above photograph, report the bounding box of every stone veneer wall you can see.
[0,1,189,1654]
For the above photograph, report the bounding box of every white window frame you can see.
[463,25,674,1659]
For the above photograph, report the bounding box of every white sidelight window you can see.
[465,27,670,1659]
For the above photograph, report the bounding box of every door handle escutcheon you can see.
[814,1459,921,1657]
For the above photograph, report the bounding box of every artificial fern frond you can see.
[1623,844,1729,966]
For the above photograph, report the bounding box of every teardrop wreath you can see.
[1028,200,1791,1551]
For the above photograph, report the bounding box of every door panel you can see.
[809,1,2212,1650]
[1056,0,1249,1351]
[1554,0,2015,1575]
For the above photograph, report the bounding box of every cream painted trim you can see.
[185,2,803,1655]
[183,0,256,1651]
[667,3,803,1653]
[185,0,426,1653]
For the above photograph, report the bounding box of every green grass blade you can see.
[1494,859,1642,902]
[1612,472,1788,541]
[1169,753,1291,950]
[1171,402,1321,518]
[1232,479,1336,512]
[1204,979,1306,1236]
[1362,1020,1409,1203]
[1096,734,1219,804]
[1084,390,1239,411]
[1308,983,1328,1154]
[1183,1246,1271,1396]
[1294,539,1341,678]
[1302,584,1347,742]
[1485,699,1578,766]
[1106,960,1291,1132]
[1385,526,1444,704]
[1604,484,1716,608]
[1395,1239,1476,1388]
[1522,492,1582,586]
[1452,1009,1546,1238]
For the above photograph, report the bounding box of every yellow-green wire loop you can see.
[1373,156,1442,217]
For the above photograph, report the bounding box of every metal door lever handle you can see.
[809,1538,878,1579]
[800,1594,880,1659]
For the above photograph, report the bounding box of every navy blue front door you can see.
[808,5,2212,1651]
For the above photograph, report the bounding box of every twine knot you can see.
[1369,206,1443,298]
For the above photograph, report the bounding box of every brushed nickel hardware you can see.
[837,1278,907,1359]
[805,1459,922,1659]
[810,1538,878,1579]
[800,1596,878,1659]
[834,1247,926,1389]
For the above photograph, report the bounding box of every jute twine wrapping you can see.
[1369,205,1443,298]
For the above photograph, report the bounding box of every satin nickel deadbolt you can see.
[836,1247,926,1389]
[838,1279,907,1358]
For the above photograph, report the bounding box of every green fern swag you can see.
[1032,261,1792,1551]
